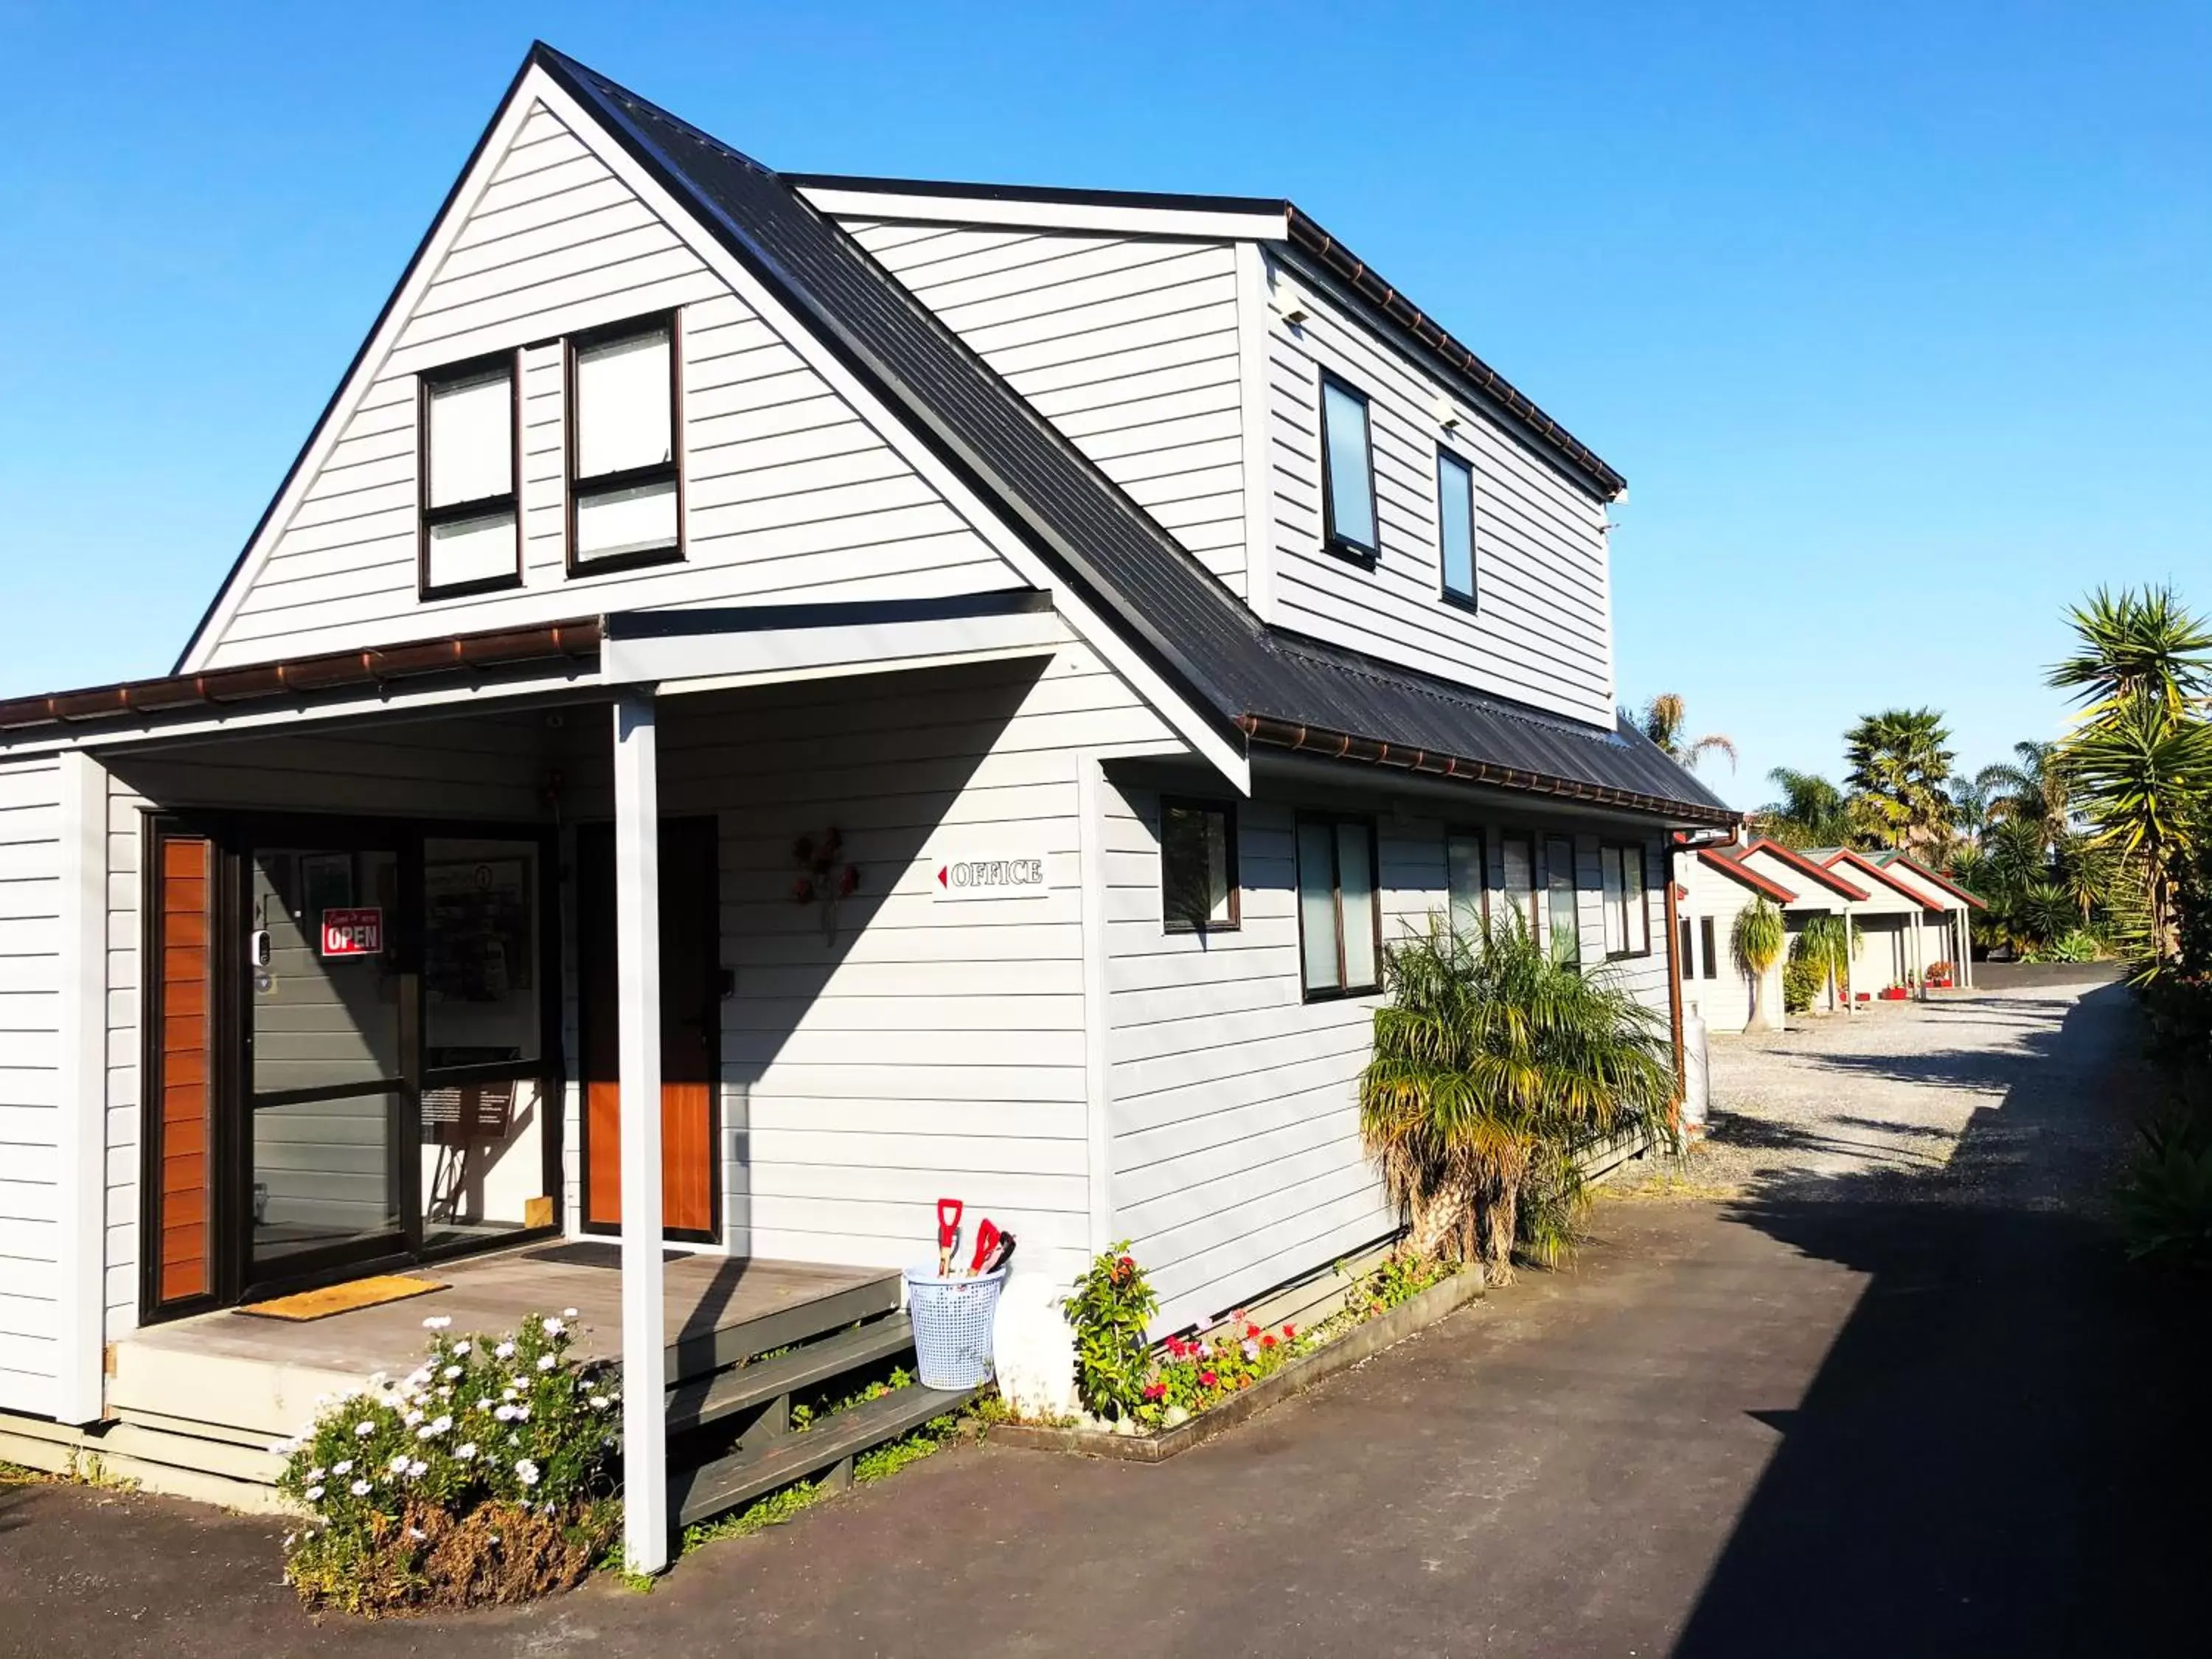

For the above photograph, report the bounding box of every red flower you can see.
[1245,1322,1262,1340]
[1260,1334,1277,1350]
[1117,1255,1135,1273]
[1282,1324,1296,1341]
[1141,1382,1166,1402]
[1198,1370,1217,1389]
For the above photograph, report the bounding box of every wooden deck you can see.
[102,1246,903,1479]
[119,1248,894,1379]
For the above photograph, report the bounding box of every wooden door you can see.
[148,831,219,1309]
[580,818,719,1239]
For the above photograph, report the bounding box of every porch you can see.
[38,1245,958,1518]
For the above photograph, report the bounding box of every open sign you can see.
[321,907,383,957]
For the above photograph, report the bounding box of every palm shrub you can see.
[1796,914,1852,1004]
[1733,898,1787,1026]
[1358,918,1674,1282]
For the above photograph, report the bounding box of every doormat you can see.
[239,1275,448,1322]
[523,1241,685,1268]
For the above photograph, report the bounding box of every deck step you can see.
[669,1382,973,1528]
[663,1273,902,1385]
[665,1314,915,1438]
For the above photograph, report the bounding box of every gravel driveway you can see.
[1621,979,2146,1211]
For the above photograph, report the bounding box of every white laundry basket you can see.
[902,1265,1008,1388]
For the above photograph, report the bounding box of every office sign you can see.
[933,837,1053,902]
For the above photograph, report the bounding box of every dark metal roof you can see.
[538,47,1726,826]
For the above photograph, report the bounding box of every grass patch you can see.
[679,1478,827,1554]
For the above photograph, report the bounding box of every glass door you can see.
[243,841,412,1284]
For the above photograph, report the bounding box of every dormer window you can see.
[568,315,682,574]
[1318,372,1377,565]
[418,353,521,598]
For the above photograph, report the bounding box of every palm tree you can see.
[1844,708,1957,854]
[1636,694,1739,775]
[1947,773,1993,845]
[1359,918,1673,1281]
[2051,585,2212,961]
[1758,768,1853,849]
[1733,897,1787,1029]
[1978,740,2072,852]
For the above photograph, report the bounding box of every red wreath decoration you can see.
[790,827,860,936]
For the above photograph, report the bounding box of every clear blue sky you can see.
[1,3,2205,807]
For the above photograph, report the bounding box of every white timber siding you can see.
[1261,249,1618,727]
[1673,856,1764,1035]
[1105,784,1668,1334]
[195,100,1024,668]
[552,646,1178,1290]
[0,758,63,1412]
[841,220,1248,592]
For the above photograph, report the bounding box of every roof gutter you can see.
[0,619,602,735]
[1284,207,1628,501]
[1237,713,1737,827]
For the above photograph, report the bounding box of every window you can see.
[419,353,520,597]
[1437,448,1477,606]
[568,315,681,572]
[1600,844,1651,958]
[1545,836,1579,965]
[1678,916,1695,977]
[1319,373,1377,563]
[1445,830,1486,938]
[1296,815,1380,997]
[1700,917,1718,980]
[1499,834,1537,936]
[1161,799,1238,933]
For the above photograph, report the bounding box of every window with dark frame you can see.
[568,314,682,573]
[1295,814,1380,998]
[1445,829,1486,938]
[1600,843,1651,959]
[1545,835,1579,965]
[419,353,521,597]
[1161,799,1239,933]
[1437,447,1477,606]
[1700,917,1719,980]
[1499,833,1538,936]
[1318,372,1378,563]
[1678,915,1695,978]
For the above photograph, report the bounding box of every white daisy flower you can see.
[453,1340,470,1356]
[403,1409,423,1427]
[536,1353,557,1371]
[354,1420,376,1438]
[587,1395,608,1410]
[541,1317,564,1337]
[304,1486,324,1502]
[390,1453,412,1473]
[514,1459,540,1487]
[422,1315,451,1330]
[493,1404,518,1422]
[561,1307,578,1318]
[494,1341,515,1359]
[429,1414,452,1435]
[408,1458,427,1478]
[349,1479,372,1497]
[406,1526,426,1541]
[307,1465,326,1481]
[441,1365,462,1381]
[456,1442,478,1461]
[514,1404,530,1421]
[330,1460,350,1476]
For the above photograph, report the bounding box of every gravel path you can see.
[1618,978,2146,1210]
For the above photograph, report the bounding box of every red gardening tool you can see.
[968,1218,1002,1275]
[936,1197,963,1276]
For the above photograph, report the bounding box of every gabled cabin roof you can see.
[10,44,1728,826]
[1697,847,1798,904]
[1739,836,1872,901]
[1809,848,1950,914]
[1866,849,1987,909]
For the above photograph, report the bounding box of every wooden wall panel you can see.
[153,835,215,1304]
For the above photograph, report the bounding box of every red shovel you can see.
[936,1197,963,1276]
[969,1218,1002,1276]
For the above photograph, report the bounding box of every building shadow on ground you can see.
[1672,987,2211,1658]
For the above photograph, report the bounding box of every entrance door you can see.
[242,839,411,1285]
[579,818,720,1240]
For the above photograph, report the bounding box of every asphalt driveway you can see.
[4,981,2202,1658]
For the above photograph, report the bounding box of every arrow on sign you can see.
[936,865,949,888]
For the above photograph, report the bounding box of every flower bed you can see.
[274,1311,622,1614]
[995,1248,1481,1462]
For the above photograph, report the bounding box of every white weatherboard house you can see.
[0,46,1728,1563]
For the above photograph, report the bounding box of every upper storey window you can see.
[1436,448,1477,608]
[419,353,521,598]
[568,315,682,574]
[1319,372,1377,564]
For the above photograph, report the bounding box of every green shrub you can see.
[1063,1244,1158,1421]
[275,1312,620,1613]
[2118,1113,2212,1267]
[1782,951,1825,1014]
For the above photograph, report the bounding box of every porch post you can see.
[613,692,669,1574]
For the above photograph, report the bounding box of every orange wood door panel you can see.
[580,820,719,1237]
[154,834,216,1304]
